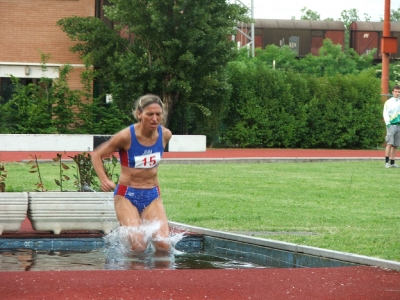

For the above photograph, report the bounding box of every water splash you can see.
[103,220,185,269]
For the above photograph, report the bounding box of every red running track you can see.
[1,219,400,299]
[1,267,400,300]
[0,148,384,162]
[2,148,399,300]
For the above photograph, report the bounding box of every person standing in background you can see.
[383,85,400,168]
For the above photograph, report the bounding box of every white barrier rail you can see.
[0,134,206,152]
[168,135,206,152]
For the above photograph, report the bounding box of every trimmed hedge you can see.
[221,62,383,149]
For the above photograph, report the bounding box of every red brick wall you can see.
[0,0,95,89]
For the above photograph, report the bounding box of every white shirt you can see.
[383,97,400,125]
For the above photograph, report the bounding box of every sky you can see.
[236,0,400,22]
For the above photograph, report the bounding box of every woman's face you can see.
[138,103,163,130]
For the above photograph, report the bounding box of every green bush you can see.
[0,56,128,135]
[303,70,382,149]
[221,56,382,149]
[222,59,309,148]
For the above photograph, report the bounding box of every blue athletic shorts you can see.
[114,184,160,215]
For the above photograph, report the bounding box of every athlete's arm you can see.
[92,128,130,191]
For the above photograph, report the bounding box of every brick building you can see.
[0,0,101,100]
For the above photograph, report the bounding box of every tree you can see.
[254,44,298,69]
[0,52,127,135]
[57,16,134,116]
[338,8,371,50]
[390,7,400,22]
[340,8,371,29]
[378,6,400,21]
[252,39,375,77]
[300,7,320,20]
[58,0,249,128]
[295,39,375,76]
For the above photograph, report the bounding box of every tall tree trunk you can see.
[162,91,178,128]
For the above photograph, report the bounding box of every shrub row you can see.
[0,58,385,149]
[221,61,383,149]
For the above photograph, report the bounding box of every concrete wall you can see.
[168,135,206,152]
[0,134,94,152]
[0,134,207,152]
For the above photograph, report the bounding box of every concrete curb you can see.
[19,157,383,164]
[169,221,400,271]
[161,157,382,164]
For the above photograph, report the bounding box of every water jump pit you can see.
[0,232,359,272]
[2,219,400,272]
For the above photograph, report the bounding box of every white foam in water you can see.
[80,185,187,268]
[103,220,186,270]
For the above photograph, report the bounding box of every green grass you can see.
[3,160,400,262]
[4,162,85,192]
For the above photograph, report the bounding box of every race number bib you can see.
[134,152,161,168]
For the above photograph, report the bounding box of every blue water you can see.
[0,235,358,271]
[0,236,267,271]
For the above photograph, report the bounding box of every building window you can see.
[0,77,40,102]
[95,0,113,29]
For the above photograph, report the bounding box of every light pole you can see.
[381,0,397,97]
[233,0,254,57]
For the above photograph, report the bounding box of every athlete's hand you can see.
[100,179,116,192]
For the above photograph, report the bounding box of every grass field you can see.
[3,160,400,262]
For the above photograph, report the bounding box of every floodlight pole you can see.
[233,0,254,57]
[382,0,391,96]
[250,0,254,57]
